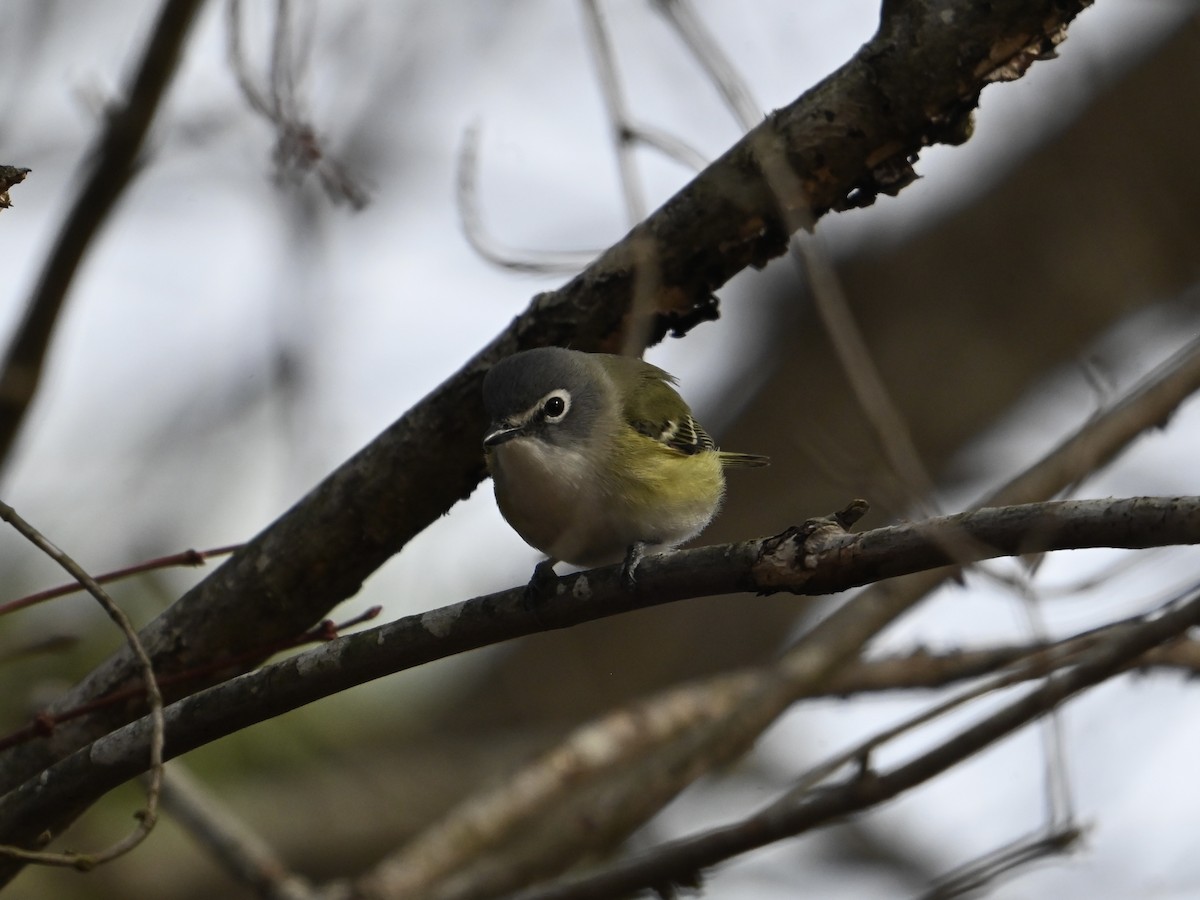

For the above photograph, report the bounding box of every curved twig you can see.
[0,501,165,870]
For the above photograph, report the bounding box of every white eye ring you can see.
[540,389,570,423]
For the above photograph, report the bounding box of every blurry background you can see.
[0,1,1198,897]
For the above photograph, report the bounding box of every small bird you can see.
[482,347,768,583]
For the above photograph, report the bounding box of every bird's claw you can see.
[524,559,561,611]
[619,542,646,591]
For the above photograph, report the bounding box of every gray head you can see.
[483,348,611,450]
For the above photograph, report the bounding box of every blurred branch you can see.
[0,495,1196,879]
[0,166,30,210]
[921,826,1084,899]
[0,500,164,871]
[579,0,649,225]
[0,634,78,668]
[790,229,939,514]
[226,0,369,209]
[456,124,599,274]
[348,608,1138,899]
[0,0,1097,859]
[159,764,317,900]
[517,587,1200,900]
[458,0,718,277]
[652,0,761,128]
[0,0,205,469]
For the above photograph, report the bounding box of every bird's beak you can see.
[483,423,522,448]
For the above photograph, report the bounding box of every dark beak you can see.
[483,423,522,448]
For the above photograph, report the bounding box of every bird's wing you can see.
[622,368,716,456]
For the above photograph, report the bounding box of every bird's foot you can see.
[523,559,561,613]
[619,542,647,591]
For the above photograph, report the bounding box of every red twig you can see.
[0,544,242,617]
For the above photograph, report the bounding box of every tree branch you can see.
[514,587,1200,900]
[0,0,206,465]
[0,495,1194,878]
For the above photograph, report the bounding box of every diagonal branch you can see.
[0,0,206,467]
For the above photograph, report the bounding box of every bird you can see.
[482,347,768,585]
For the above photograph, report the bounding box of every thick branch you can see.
[0,495,1193,867]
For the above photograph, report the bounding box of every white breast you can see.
[489,438,607,565]
[489,435,722,568]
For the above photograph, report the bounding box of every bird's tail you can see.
[718,452,770,468]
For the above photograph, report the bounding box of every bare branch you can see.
[159,765,317,900]
[0,501,164,871]
[0,0,205,469]
[580,0,645,223]
[455,124,599,274]
[921,826,1084,899]
[0,495,1195,880]
[789,231,940,513]
[226,0,369,208]
[513,587,1200,900]
[652,0,761,130]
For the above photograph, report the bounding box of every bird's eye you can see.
[541,391,569,422]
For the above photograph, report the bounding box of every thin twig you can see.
[0,543,241,617]
[623,123,709,171]
[0,635,78,667]
[652,0,761,129]
[920,826,1084,899]
[226,0,368,208]
[0,501,164,869]
[0,0,205,470]
[579,0,646,224]
[1007,572,1078,845]
[778,622,1126,801]
[455,124,599,274]
[790,233,941,514]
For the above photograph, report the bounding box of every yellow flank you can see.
[610,428,723,502]
[604,425,726,535]
[486,423,728,568]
